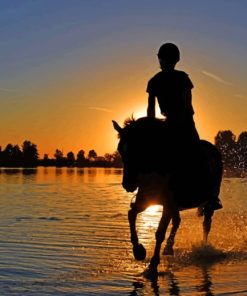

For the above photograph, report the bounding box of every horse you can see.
[112,116,223,273]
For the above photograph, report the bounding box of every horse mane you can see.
[123,116,165,129]
[120,117,167,143]
[123,115,136,127]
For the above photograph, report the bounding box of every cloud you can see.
[88,107,113,113]
[0,87,17,92]
[202,70,232,86]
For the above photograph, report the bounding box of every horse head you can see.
[113,117,168,192]
[112,119,139,192]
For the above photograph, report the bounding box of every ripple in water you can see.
[0,168,246,295]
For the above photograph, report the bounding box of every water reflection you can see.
[43,167,49,175]
[22,168,37,175]
[77,168,84,176]
[104,168,122,175]
[196,265,214,296]
[130,272,176,296]
[168,272,180,296]
[0,168,21,175]
[0,167,123,186]
[0,167,122,175]
[55,168,63,176]
[130,263,215,296]
[128,243,229,296]
[66,168,75,175]
[0,168,37,175]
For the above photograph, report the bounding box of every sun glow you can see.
[138,205,163,238]
[132,105,147,119]
[145,205,162,215]
[130,104,164,120]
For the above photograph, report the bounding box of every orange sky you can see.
[0,1,247,158]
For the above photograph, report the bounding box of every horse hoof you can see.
[133,244,146,260]
[143,265,158,279]
[163,245,174,256]
[144,258,159,277]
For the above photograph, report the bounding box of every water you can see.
[0,168,247,295]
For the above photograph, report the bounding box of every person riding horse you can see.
[112,43,223,272]
[146,43,222,209]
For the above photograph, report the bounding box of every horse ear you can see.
[112,120,122,133]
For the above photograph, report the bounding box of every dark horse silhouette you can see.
[113,116,223,273]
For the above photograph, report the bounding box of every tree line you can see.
[0,130,246,176]
[0,141,122,168]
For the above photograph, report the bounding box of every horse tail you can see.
[200,140,223,198]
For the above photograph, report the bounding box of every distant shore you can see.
[1,129,246,177]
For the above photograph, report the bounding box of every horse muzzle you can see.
[122,181,138,192]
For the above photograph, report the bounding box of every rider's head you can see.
[157,43,180,70]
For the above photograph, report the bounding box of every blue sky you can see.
[0,0,246,155]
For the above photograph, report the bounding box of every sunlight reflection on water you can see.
[0,168,247,295]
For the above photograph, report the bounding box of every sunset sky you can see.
[0,0,246,157]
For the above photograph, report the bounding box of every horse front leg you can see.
[163,212,181,255]
[148,208,172,272]
[128,204,146,260]
[203,209,214,243]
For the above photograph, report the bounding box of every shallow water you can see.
[0,167,247,295]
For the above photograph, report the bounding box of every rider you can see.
[146,42,222,210]
[147,42,199,148]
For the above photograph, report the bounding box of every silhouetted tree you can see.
[54,149,63,159]
[88,149,97,161]
[2,144,14,166]
[67,151,75,167]
[40,153,55,166]
[112,151,122,167]
[237,132,247,171]
[0,146,2,165]
[215,130,238,172]
[76,149,87,167]
[44,154,49,161]
[0,144,22,166]
[4,144,14,155]
[22,141,38,167]
[104,153,114,162]
[102,152,122,167]
[54,149,66,167]
[12,145,23,166]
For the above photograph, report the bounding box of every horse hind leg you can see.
[203,208,214,243]
[163,212,181,256]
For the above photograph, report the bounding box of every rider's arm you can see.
[147,93,156,117]
[182,88,194,115]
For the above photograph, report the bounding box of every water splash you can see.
[189,243,227,264]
